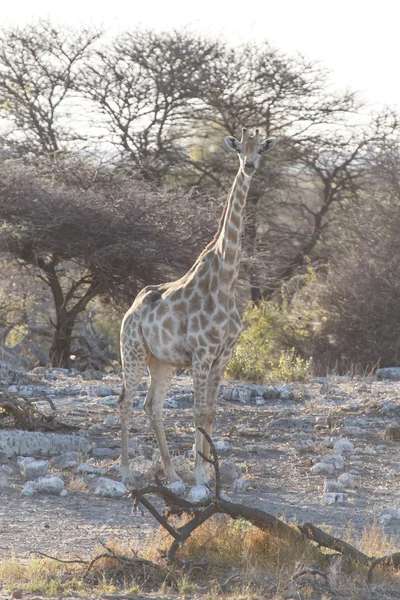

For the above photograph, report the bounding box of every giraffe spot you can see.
[230,212,241,229]
[218,290,228,304]
[152,328,160,345]
[199,313,209,329]
[189,292,202,312]
[188,335,199,348]
[214,309,227,324]
[190,315,200,332]
[148,312,155,323]
[198,275,211,294]
[207,326,221,343]
[161,329,172,345]
[224,247,236,264]
[211,253,220,271]
[163,316,174,332]
[173,300,187,314]
[142,326,150,337]
[236,190,246,203]
[197,334,206,347]
[156,303,168,319]
[210,275,219,293]
[227,227,239,245]
[204,294,216,314]
[183,284,195,299]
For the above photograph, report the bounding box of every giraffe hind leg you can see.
[119,342,148,483]
[144,356,181,484]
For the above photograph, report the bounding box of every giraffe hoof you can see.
[166,481,186,497]
[187,484,211,503]
[118,466,135,485]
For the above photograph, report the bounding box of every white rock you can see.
[19,458,48,481]
[219,461,242,483]
[0,430,91,457]
[100,396,118,407]
[76,463,107,475]
[324,480,345,493]
[21,482,35,496]
[1,464,13,475]
[245,444,268,454]
[214,439,231,453]
[294,439,315,452]
[90,385,115,397]
[51,451,81,469]
[232,478,250,492]
[187,484,211,502]
[338,472,355,489]
[321,453,345,470]
[363,445,376,455]
[167,481,186,497]
[60,489,68,497]
[376,367,400,381]
[34,476,65,494]
[311,462,334,475]
[94,477,127,497]
[322,492,346,505]
[255,397,265,406]
[333,439,354,453]
[378,513,393,525]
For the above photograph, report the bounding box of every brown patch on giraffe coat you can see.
[198,275,211,294]
[207,326,221,343]
[224,247,237,264]
[163,316,174,333]
[190,315,200,332]
[199,313,209,329]
[236,190,246,203]
[204,294,216,314]
[211,253,220,271]
[230,211,241,229]
[189,292,202,312]
[188,335,198,348]
[161,329,171,345]
[197,334,206,347]
[227,226,239,245]
[178,321,187,335]
[174,300,187,314]
[214,309,227,324]
[156,303,168,319]
[210,275,219,294]
[218,290,229,304]
[183,284,195,299]
[148,312,155,323]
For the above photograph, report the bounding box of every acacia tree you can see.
[80,30,224,180]
[0,159,215,367]
[0,20,100,156]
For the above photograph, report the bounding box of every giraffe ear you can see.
[260,138,277,153]
[224,136,240,152]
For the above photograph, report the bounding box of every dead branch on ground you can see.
[130,427,399,584]
[0,389,75,431]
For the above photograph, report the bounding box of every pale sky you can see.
[3,0,400,111]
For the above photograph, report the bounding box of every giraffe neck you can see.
[214,168,251,289]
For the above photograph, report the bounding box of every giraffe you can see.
[118,127,276,487]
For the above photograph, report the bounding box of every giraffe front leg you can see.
[192,357,213,486]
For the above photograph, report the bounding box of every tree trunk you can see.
[49,319,74,368]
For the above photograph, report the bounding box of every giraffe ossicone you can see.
[118,127,276,487]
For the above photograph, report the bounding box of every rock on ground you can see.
[19,458,48,480]
[0,430,91,458]
[93,477,127,498]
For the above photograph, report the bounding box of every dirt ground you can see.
[1,371,400,565]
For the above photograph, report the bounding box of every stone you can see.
[255,397,266,406]
[338,472,355,489]
[93,477,127,497]
[333,438,354,453]
[0,430,91,457]
[376,367,400,381]
[221,387,252,404]
[34,476,65,494]
[213,439,231,453]
[90,385,115,397]
[138,444,156,459]
[219,461,242,483]
[21,482,35,496]
[76,463,107,475]
[51,452,81,469]
[187,484,211,502]
[321,453,345,470]
[60,489,68,497]
[340,426,363,436]
[322,492,346,505]
[385,423,400,441]
[91,447,119,459]
[167,481,186,497]
[104,416,118,427]
[232,478,250,492]
[11,590,23,599]
[324,480,345,493]
[19,458,48,480]
[165,399,179,409]
[100,396,118,407]
[82,369,103,380]
[378,513,393,525]
[88,424,107,434]
[311,462,334,476]
[363,445,376,455]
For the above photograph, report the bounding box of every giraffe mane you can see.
[195,187,232,260]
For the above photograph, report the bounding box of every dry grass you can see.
[67,476,90,493]
[1,519,399,599]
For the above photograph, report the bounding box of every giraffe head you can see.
[224,128,276,177]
